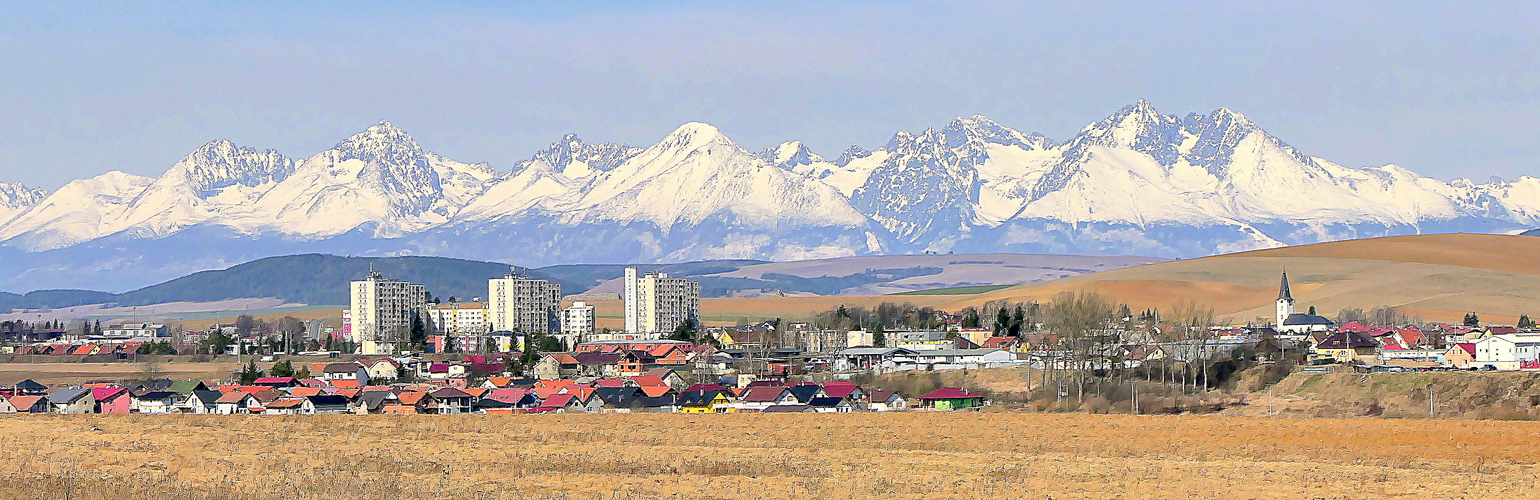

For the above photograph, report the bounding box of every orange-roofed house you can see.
[642,368,686,390]
[331,379,362,390]
[385,392,436,414]
[290,387,323,398]
[480,377,515,389]
[71,344,99,356]
[263,398,306,415]
[639,385,673,398]
[215,392,258,415]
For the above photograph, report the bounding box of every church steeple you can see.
[1275,270,1295,330]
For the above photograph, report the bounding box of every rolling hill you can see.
[938,233,1540,324]
[0,253,1158,314]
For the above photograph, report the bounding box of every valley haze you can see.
[1,101,1537,293]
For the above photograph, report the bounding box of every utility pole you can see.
[1427,383,1435,419]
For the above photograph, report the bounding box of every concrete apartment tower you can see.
[623,267,701,334]
[350,269,427,346]
[561,301,596,347]
[488,271,562,335]
[624,267,640,333]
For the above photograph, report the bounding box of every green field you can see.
[890,285,1013,296]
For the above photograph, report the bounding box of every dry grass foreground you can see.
[943,233,1540,324]
[2,414,1538,499]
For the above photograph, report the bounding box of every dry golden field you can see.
[944,233,1540,323]
[1,413,1537,499]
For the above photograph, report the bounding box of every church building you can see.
[1275,271,1334,334]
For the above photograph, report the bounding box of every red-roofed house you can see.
[537,393,579,412]
[91,387,130,414]
[1447,343,1477,369]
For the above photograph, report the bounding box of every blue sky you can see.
[1,1,1536,189]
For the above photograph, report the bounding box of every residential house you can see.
[679,390,733,413]
[307,395,353,414]
[807,396,853,413]
[253,377,298,388]
[215,392,258,415]
[366,359,401,381]
[431,388,475,414]
[47,388,95,414]
[737,386,798,411]
[0,395,14,413]
[786,384,828,404]
[819,382,868,409]
[9,395,48,413]
[916,387,984,410]
[866,390,906,411]
[532,353,581,380]
[386,392,436,414]
[263,398,306,415]
[641,368,687,390]
[11,379,49,395]
[1314,331,1379,363]
[91,387,131,414]
[185,390,223,414]
[133,391,182,414]
[535,393,581,413]
[1446,343,1477,369]
[168,380,209,395]
[353,390,396,414]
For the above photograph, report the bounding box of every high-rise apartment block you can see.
[427,301,489,335]
[488,273,562,335]
[350,271,428,344]
[623,267,701,333]
[561,301,596,346]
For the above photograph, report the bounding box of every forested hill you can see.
[0,254,580,311]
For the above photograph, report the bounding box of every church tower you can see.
[1276,271,1295,328]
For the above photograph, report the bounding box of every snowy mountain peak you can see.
[0,181,48,211]
[334,121,423,157]
[526,134,641,176]
[758,141,825,169]
[165,139,294,197]
[834,145,873,167]
[944,115,1054,151]
[658,122,732,151]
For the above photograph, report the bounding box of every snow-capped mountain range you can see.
[2,100,1538,292]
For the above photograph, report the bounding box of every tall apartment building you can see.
[349,271,428,344]
[426,301,489,335]
[623,267,701,333]
[488,273,562,335]
[560,301,597,347]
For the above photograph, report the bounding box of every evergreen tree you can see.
[270,360,295,378]
[668,318,699,342]
[409,312,426,348]
[995,307,1011,334]
[1464,312,1481,327]
[239,359,263,385]
[1520,315,1535,329]
[1308,306,1317,315]
[93,320,101,335]
[871,323,886,347]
